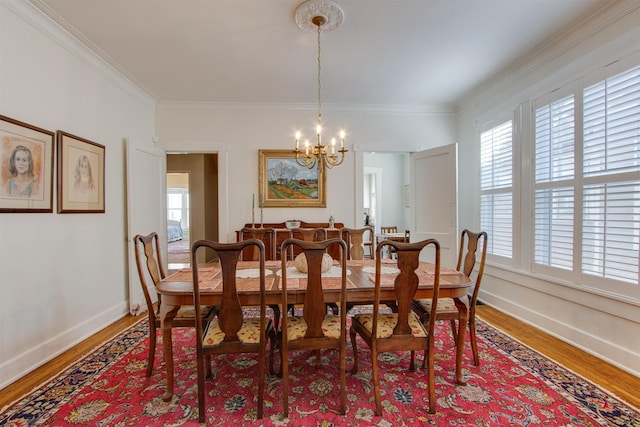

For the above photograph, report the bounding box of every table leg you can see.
[159,303,180,401]
[453,296,469,385]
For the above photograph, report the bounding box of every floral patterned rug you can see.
[1,312,638,426]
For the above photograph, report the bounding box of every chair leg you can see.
[409,350,416,372]
[269,328,277,376]
[269,304,281,331]
[372,350,382,416]
[349,326,359,374]
[257,347,266,419]
[282,345,289,418]
[326,302,339,315]
[339,344,346,415]
[449,319,458,341]
[205,355,212,379]
[146,325,156,378]
[469,316,480,366]
[426,350,436,414]
[197,352,207,422]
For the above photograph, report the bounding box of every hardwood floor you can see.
[1,305,638,410]
[476,305,640,409]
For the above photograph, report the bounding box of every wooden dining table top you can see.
[157,258,472,306]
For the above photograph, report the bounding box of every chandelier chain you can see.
[317,22,322,126]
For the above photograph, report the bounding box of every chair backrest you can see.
[456,229,488,307]
[280,238,347,339]
[133,232,166,315]
[288,227,328,260]
[341,226,374,260]
[380,226,398,234]
[291,227,327,242]
[191,239,267,345]
[239,227,276,260]
[374,239,440,338]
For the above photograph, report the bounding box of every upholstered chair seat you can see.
[412,298,457,314]
[204,317,263,346]
[352,311,427,339]
[286,315,342,340]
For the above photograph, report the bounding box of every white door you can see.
[410,144,458,267]
[125,139,166,315]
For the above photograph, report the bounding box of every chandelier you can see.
[294,0,348,169]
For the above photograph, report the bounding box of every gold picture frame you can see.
[0,115,54,213]
[259,149,325,208]
[57,131,105,213]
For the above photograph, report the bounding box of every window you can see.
[531,63,640,288]
[167,172,190,232]
[581,65,640,284]
[480,120,513,258]
[534,95,575,271]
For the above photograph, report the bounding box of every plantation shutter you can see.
[480,120,513,258]
[534,95,575,270]
[582,65,640,284]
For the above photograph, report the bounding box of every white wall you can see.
[0,2,156,388]
[155,105,457,242]
[456,2,640,376]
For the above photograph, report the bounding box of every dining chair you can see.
[133,232,216,378]
[289,227,328,259]
[350,238,441,415]
[380,225,398,234]
[412,229,487,366]
[239,227,276,261]
[276,237,348,417]
[341,226,375,260]
[191,239,275,421]
[379,226,406,259]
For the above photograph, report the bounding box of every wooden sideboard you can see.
[236,221,347,260]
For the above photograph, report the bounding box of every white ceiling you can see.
[32,0,611,109]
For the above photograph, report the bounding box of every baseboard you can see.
[0,302,129,390]
[479,290,640,378]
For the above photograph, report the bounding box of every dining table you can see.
[156,258,472,400]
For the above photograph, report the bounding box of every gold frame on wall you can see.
[0,115,55,213]
[57,131,105,213]
[259,149,326,208]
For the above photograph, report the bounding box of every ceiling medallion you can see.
[295,0,344,33]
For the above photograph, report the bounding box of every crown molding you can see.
[5,0,156,108]
[156,101,456,116]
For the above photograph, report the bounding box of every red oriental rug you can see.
[1,312,638,426]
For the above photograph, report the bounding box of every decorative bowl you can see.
[294,252,333,273]
[285,220,301,229]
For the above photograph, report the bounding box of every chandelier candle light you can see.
[294,0,348,169]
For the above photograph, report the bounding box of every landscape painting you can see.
[258,149,326,208]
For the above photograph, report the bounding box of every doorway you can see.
[167,172,190,268]
[166,153,219,267]
[363,167,383,232]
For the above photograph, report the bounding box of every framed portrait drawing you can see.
[259,149,326,208]
[57,131,105,213]
[0,115,54,213]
